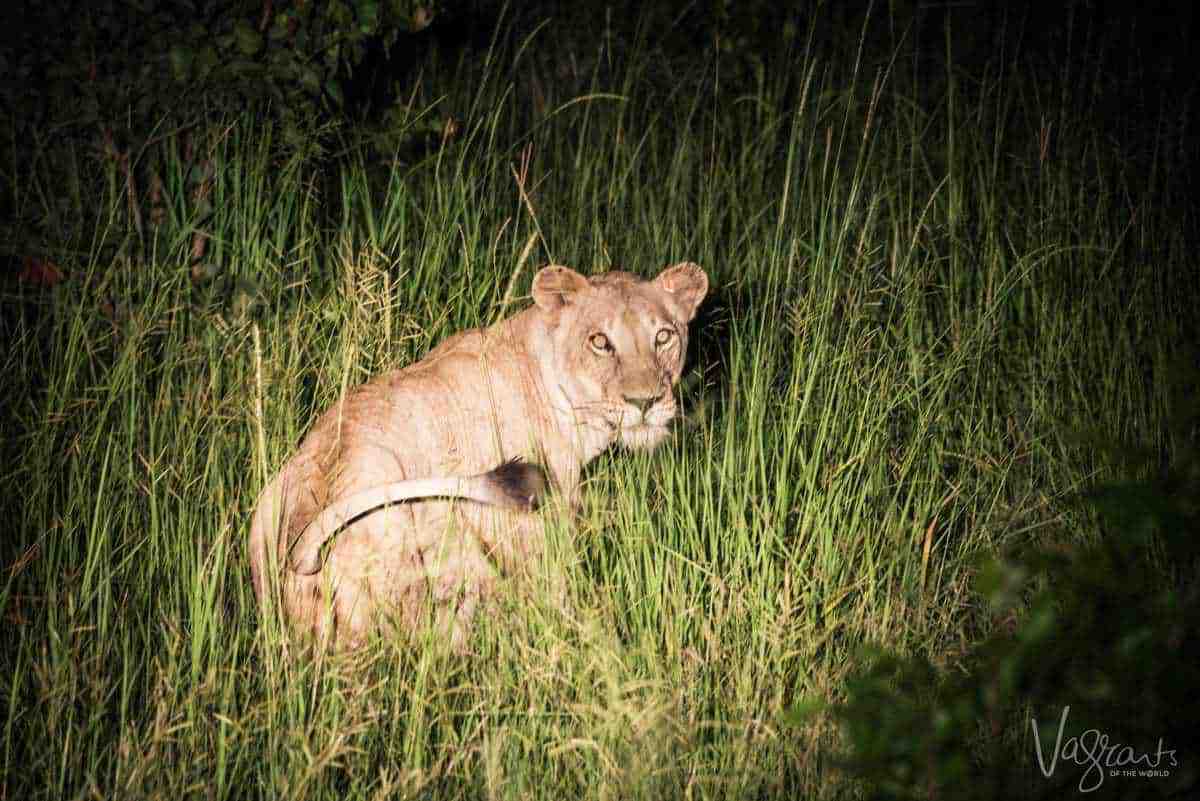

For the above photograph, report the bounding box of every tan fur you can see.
[248,262,708,648]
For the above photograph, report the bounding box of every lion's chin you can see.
[619,424,669,450]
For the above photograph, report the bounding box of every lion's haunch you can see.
[288,459,548,574]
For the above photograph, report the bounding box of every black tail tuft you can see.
[487,458,550,510]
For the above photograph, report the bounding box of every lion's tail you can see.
[250,459,548,593]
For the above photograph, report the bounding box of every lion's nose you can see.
[623,394,661,413]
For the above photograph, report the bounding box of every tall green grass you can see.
[2,10,1194,799]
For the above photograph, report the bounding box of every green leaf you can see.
[358,0,380,35]
[195,45,219,79]
[975,558,1028,612]
[233,19,264,56]
[169,45,193,82]
[324,77,344,107]
[228,59,265,79]
[297,65,322,95]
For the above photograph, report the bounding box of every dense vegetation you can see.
[2,2,1196,798]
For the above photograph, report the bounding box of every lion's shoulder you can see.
[425,326,484,360]
[420,312,544,366]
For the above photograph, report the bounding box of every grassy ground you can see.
[2,8,1195,799]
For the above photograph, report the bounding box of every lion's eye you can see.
[589,333,612,353]
[655,328,675,347]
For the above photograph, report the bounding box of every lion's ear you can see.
[532,265,590,310]
[654,262,708,321]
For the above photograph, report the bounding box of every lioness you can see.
[249,262,708,648]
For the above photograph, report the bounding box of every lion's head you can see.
[530,262,708,452]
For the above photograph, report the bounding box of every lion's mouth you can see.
[607,400,675,449]
[619,421,670,450]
